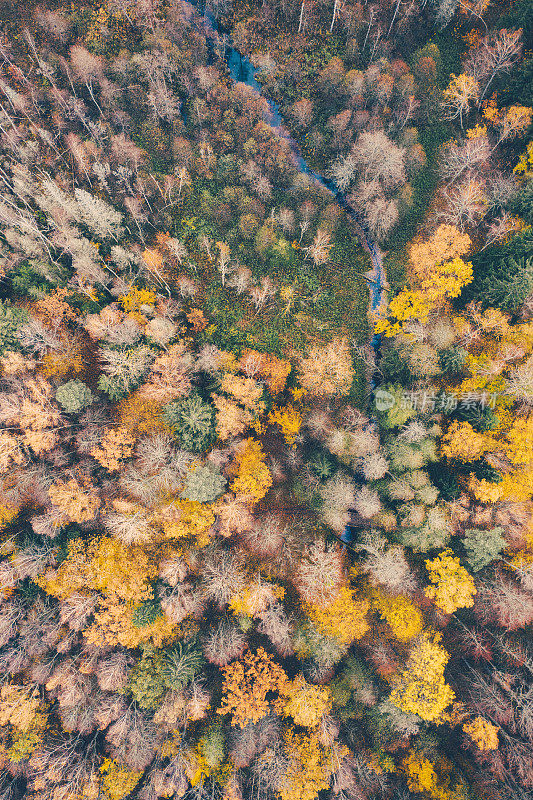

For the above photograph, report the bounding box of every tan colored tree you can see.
[298,337,354,396]
[48,478,101,524]
[302,229,332,265]
[212,394,254,440]
[139,342,194,404]
[91,427,135,472]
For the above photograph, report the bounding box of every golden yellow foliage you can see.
[0,685,41,731]
[277,729,333,800]
[514,141,533,177]
[410,225,471,281]
[375,290,431,337]
[282,674,332,727]
[48,478,101,523]
[217,648,289,727]
[424,550,476,614]
[463,717,499,750]
[468,476,504,503]
[230,438,272,501]
[100,758,142,800]
[221,374,264,410]
[37,536,156,604]
[403,751,440,795]
[40,340,85,380]
[376,259,472,338]
[154,499,215,545]
[84,595,177,648]
[442,73,479,120]
[119,287,157,315]
[229,580,284,617]
[390,633,455,722]
[403,751,469,800]
[7,713,47,762]
[0,503,17,530]
[269,404,302,446]
[91,426,135,472]
[307,586,369,645]
[116,390,167,436]
[504,417,533,465]
[372,591,424,641]
[440,421,492,461]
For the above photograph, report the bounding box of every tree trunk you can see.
[298,0,305,33]
[330,0,338,33]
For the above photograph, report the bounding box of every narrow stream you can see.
[182,0,386,320]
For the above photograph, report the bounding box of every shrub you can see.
[164,394,215,452]
[181,464,226,503]
[199,722,226,769]
[55,379,94,413]
[308,451,336,480]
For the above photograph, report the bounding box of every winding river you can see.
[182,0,386,325]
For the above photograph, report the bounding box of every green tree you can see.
[465,232,533,311]
[0,301,28,354]
[464,526,506,572]
[164,393,215,452]
[55,380,94,413]
[181,465,226,503]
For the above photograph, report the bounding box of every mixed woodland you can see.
[0,0,532,798]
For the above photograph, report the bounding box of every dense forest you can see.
[0,0,531,798]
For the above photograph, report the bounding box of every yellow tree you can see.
[442,74,479,127]
[91,427,135,472]
[276,729,335,800]
[230,438,272,501]
[371,590,424,642]
[282,674,332,728]
[307,585,369,645]
[100,759,143,800]
[48,478,101,524]
[424,550,476,614]
[409,224,471,281]
[269,404,302,446]
[440,421,492,462]
[389,633,455,722]
[463,717,499,750]
[217,648,289,727]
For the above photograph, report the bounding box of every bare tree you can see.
[465,28,522,101]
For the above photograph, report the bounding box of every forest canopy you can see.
[0,1,532,800]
